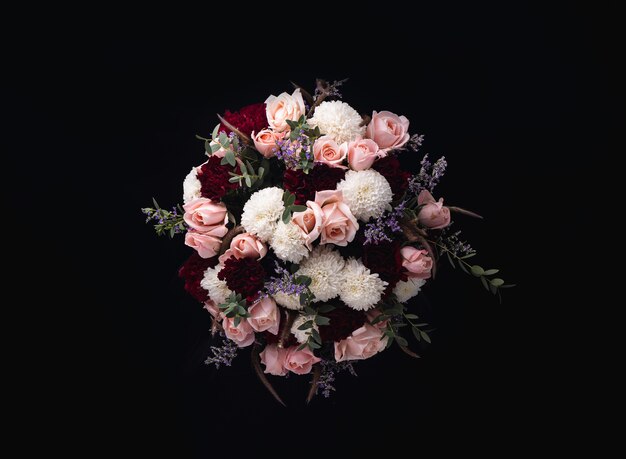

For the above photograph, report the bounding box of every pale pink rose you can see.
[366,110,410,151]
[366,309,389,330]
[223,317,255,348]
[284,346,321,375]
[312,135,347,169]
[344,138,380,171]
[417,190,451,229]
[264,89,306,132]
[400,246,433,280]
[219,232,267,264]
[183,198,228,232]
[203,300,222,319]
[334,324,388,362]
[259,344,289,376]
[291,203,324,250]
[247,297,280,335]
[315,190,359,246]
[252,129,285,158]
[185,230,226,259]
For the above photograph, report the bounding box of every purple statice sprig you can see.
[364,201,406,245]
[204,333,239,369]
[263,261,310,299]
[316,360,357,398]
[441,229,475,258]
[142,198,186,238]
[313,78,348,102]
[277,116,322,173]
[408,154,447,195]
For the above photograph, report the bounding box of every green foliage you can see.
[296,303,335,351]
[141,198,186,238]
[218,292,250,326]
[281,190,307,223]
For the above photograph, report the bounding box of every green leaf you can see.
[220,156,229,166]
[446,251,455,268]
[490,278,505,287]
[297,320,314,330]
[296,275,312,286]
[420,330,431,344]
[395,336,409,347]
[228,176,241,183]
[489,283,498,295]
[404,314,419,320]
[458,262,469,274]
[244,174,252,187]
[460,253,476,259]
[210,142,221,154]
[257,167,265,178]
[308,341,321,350]
[282,208,291,224]
[297,343,307,351]
[311,328,321,342]
[304,306,316,315]
[315,316,330,326]
[471,265,485,277]
[225,150,236,167]
[152,197,160,209]
[169,227,175,238]
[412,327,421,341]
[317,304,335,313]
[370,314,389,325]
[299,292,308,306]
[291,205,307,213]
[484,269,500,276]
[500,284,516,289]
[480,276,489,290]
[218,132,229,145]
[385,337,394,349]
[212,124,220,139]
[234,316,241,327]
[245,160,255,176]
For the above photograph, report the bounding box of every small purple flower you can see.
[364,201,406,245]
[204,334,238,369]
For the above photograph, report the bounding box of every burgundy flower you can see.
[283,164,346,205]
[372,155,411,199]
[198,155,241,201]
[319,305,368,342]
[219,102,267,137]
[178,252,218,303]
[362,239,407,296]
[217,256,266,302]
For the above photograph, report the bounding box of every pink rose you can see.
[185,229,227,259]
[284,346,321,375]
[183,198,228,232]
[291,203,324,250]
[264,89,306,132]
[313,135,347,169]
[334,324,388,362]
[417,190,451,229]
[218,232,267,264]
[315,190,359,246]
[366,309,389,330]
[252,129,285,158]
[203,300,222,319]
[223,317,255,348]
[400,246,433,280]
[366,110,410,151]
[247,297,280,335]
[344,138,380,171]
[259,344,289,376]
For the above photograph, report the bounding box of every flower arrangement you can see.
[143,79,513,404]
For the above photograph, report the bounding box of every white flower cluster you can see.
[307,100,365,144]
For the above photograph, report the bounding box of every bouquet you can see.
[143,79,512,404]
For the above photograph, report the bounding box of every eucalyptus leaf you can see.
[225,150,236,167]
[471,265,485,277]
[317,304,335,313]
[282,208,291,224]
[245,175,252,187]
[395,336,409,347]
[152,197,160,209]
[297,320,314,330]
[490,278,505,287]
[291,205,307,212]
[405,314,419,320]
[218,132,228,145]
[412,327,421,341]
[212,124,220,139]
[420,331,431,344]
[484,269,500,276]
[480,276,489,290]
[315,316,330,326]
[228,176,241,183]
[245,160,255,176]
[210,142,221,153]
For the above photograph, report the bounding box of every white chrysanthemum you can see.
[297,245,345,302]
[240,187,285,241]
[291,315,318,344]
[200,264,231,305]
[339,258,388,311]
[393,278,426,303]
[273,292,303,311]
[270,221,309,263]
[307,100,365,144]
[337,169,393,221]
[182,167,202,204]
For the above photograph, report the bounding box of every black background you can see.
[5,2,617,456]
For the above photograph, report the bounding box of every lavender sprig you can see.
[316,360,357,398]
[364,201,406,245]
[408,154,447,194]
[263,261,309,298]
[314,78,348,102]
[142,198,186,238]
[204,334,239,369]
[441,230,475,258]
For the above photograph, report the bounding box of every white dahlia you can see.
[291,314,318,344]
[240,187,285,241]
[270,221,309,264]
[307,100,365,144]
[393,278,426,303]
[182,166,202,204]
[200,264,231,305]
[297,245,345,302]
[339,258,388,311]
[273,292,303,311]
[336,169,393,221]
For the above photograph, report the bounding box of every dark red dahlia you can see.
[372,155,411,199]
[283,164,347,205]
[198,155,241,201]
[319,306,368,342]
[178,252,218,303]
[219,102,267,137]
[362,239,408,296]
[217,256,266,302]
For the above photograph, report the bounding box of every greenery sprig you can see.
[282,190,307,223]
[296,303,335,351]
[218,292,250,327]
[141,198,186,238]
